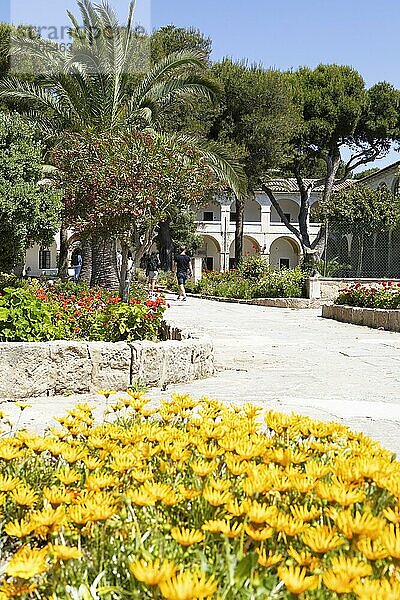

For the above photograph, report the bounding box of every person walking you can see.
[146,251,160,297]
[72,249,82,283]
[174,247,192,301]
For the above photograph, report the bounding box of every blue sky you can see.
[2,0,400,167]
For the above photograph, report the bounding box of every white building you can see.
[194,180,325,272]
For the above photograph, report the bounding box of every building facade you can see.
[194,182,322,272]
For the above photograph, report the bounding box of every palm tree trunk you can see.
[58,221,70,279]
[79,238,93,284]
[91,237,119,289]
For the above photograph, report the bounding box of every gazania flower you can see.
[170,527,204,546]
[383,506,400,524]
[190,459,218,477]
[245,524,273,541]
[10,486,38,507]
[158,571,217,600]
[336,510,384,539]
[243,500,278,524]
[287,547,318,568]
[302,526,345,553]
[382,524,400,558]
[353,577,400,600]
[48,544,82,561]
[329,555,372,579]
[0,474,20,491]
[43,486,75,505]
[202,487,232,506]
[277,565,319,595]
[4,517,34,538]
[5,547,49,579]
[256,549,283,568]
[130,558,177,585]
[355,536,389,560]
[55,466,80,485]
[322,570,354,594]
[290,505,321,522]
[126,488,156,506]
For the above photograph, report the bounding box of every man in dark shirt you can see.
[173,247,193,301]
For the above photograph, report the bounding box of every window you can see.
[279,258,290,269]
[203,211,214,221]
[39,249,51,270]
[281,213,291,223]
[206,257,214,271]
[230,212,237,222]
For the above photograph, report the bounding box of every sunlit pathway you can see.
[157,295,400,455]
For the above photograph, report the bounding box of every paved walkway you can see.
[4,296,400,456]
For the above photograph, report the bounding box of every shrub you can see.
[0,284,167,342]
[0,394,399,598]
[194,264,304,299]
[335,281,400,309]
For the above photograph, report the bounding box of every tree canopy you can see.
[0,113,62,272]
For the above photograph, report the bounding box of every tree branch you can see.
[260,183,303,244]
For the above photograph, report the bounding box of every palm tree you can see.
[0,0,245,289]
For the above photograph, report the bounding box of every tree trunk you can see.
[58,221,69,280]
[157,218,173,271]
[234,197,244,266]
[79,238,93,285]
[91,237,119,289]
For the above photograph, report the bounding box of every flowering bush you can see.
[335,281,400,309]
[0,394,399,598]
[0,284,167,342]
[194,264,304,299]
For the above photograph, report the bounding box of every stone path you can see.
[4,295,400,456]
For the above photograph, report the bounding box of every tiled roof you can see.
[259,178,354,194]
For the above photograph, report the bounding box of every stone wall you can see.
[0,326,214,399]
[322,304,400,332]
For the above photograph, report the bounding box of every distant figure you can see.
[173,247,192,301]
[71,248,82,283]
[146,251,160,297]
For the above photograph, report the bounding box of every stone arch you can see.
[228,236,261,259]
[197,234,221,272]
[269,236,301,269]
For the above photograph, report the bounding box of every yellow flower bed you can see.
[0,393,400,599]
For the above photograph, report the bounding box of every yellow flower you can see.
[355,536,389,560]
[143,482,174,502]
[14,402,32,410]
[0,445,24,460]
[48,544,82,561]
[353,577,400,600]
[85,473,118,491]
[243,500,278,524]
[43,486,75,506]
[383,506,400,524]
[0,474,20,491]
[336,510,384,539]
[202,519,242,538]
[225,499,245,517]
[190,459,218,477]
[177,486,201,501]
[290,505,321,522]
[322,570,354,594]
[31,506,66,537]
[55,466,80,485]
[302,526,345,553]
[6,547,49,579]
[329,555,372,579]
[158,571,217,600]
[4,517,34,538]
[126,488,156,506]
[208,477,230,491]
[382,524,400,558]
[244,524,273,541]
[277,565,319,595]
[171,527,204,546]
[256,549,283,568]
[202,487,231,506]
[82,456,104,471]
[10,486,38,507]
[287,547,318,568]
[130,558,177,585]
[0,581,37,597]
[98,390,117,399]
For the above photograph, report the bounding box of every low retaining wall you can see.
[322,304,400,332]
[188,294,324,309]
[0,324,214,399]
